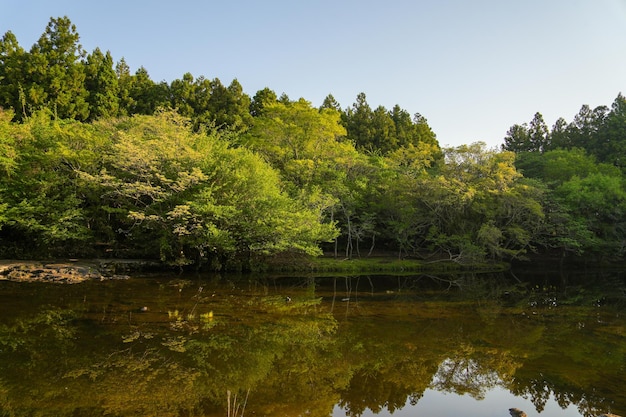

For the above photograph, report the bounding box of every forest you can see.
[1,17,626,270]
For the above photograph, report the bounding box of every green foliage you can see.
[84,47,119,120]
[341,93,438,155]
[26,16,90,120]
[78,110,336,266]
[504,94,626,172]
[512,147,626,259]
[0,31,27,118]
[419,143,541,262]
[503,95,626,261]
[206,78,252,130]
[2,16,626,265]
[125,66,170,115]
[554,173,626,256]
[0,110,98,256]
[516,148,619,184]
[0,108,338,265]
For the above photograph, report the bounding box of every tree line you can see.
[0,17,436,154]
[502,95,626,264]
[1,17,625,269]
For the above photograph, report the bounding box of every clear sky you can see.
[2,0,626,148]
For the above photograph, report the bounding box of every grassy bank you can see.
[262,255,510,275]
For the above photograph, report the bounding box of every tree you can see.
[502,123,530,153]
[242,98,346,172]
[424,143,542,262]
[0,31,27,119]
[515,146,626,260]
[188,75,213,128]
[554,173,626,258]
[596,93,626,170]
[169,72,214,129]
[527,112,549,152]
[169,72,196,117]
[26,16,90,120]
[411,112,439,147]
[343,92,373,151]
[0,110,99,257]
[250,87,277,116]
[547,117,568,150]
[0,109,18,179]
[566,104,608,153]
[369,105,397,154]
[127,66,169,115]
[115,58,134,116]
[502,113,548,153]
[84,47,119,120]
[515,148,621,189]
[278,92,291,104]
[390,105,413,148]
[207,78,252,130]
[242,98,386,258]
[320,94,341,112]
[77,110,336,267]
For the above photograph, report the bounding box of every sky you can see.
[2,0,626,148]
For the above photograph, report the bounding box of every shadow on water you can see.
[0,268,624,416]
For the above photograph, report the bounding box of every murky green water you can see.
[0,270,624,417]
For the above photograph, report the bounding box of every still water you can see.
[0,269,624,417]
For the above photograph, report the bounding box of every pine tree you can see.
[27,16,89,120]
[84,47,119,120]
[0,31,28,119]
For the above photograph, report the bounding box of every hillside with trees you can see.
[1,17,625,270]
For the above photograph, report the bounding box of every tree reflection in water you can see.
[0,271,624,416]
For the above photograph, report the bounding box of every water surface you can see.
[0,270,624,416]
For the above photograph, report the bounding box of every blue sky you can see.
[3,0,626,148]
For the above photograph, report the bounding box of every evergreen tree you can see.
[412,112,438,147]
[115,58,134,116]
[343,92,373,151]
[320,94,341,112]
[207,78,252,130]
[0,31,27,119]
[26,16,89,120]
[566,104,608,153]
[596,93,626,170]
[189,75,213,129]
[225,78,252,128]
[128,66,169,114]
[84,47,119,120]
[167,72,214,129]
[343,95,438,154]
[502,123,530,153]
[370,105,397,153]
[250,87,278,117]
[390,105,413,148]
[277,92,291,104]
[527,112,549,153]
[547,117,569,150]
[169,72,196,117]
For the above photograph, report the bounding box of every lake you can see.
[0,268,624,417]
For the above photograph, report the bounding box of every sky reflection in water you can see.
[334,387,585,417]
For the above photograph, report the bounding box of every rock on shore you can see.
[0,259,160,283]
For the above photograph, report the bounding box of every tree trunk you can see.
[367,233,376,257]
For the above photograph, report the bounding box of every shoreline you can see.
[0,259,161,283]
